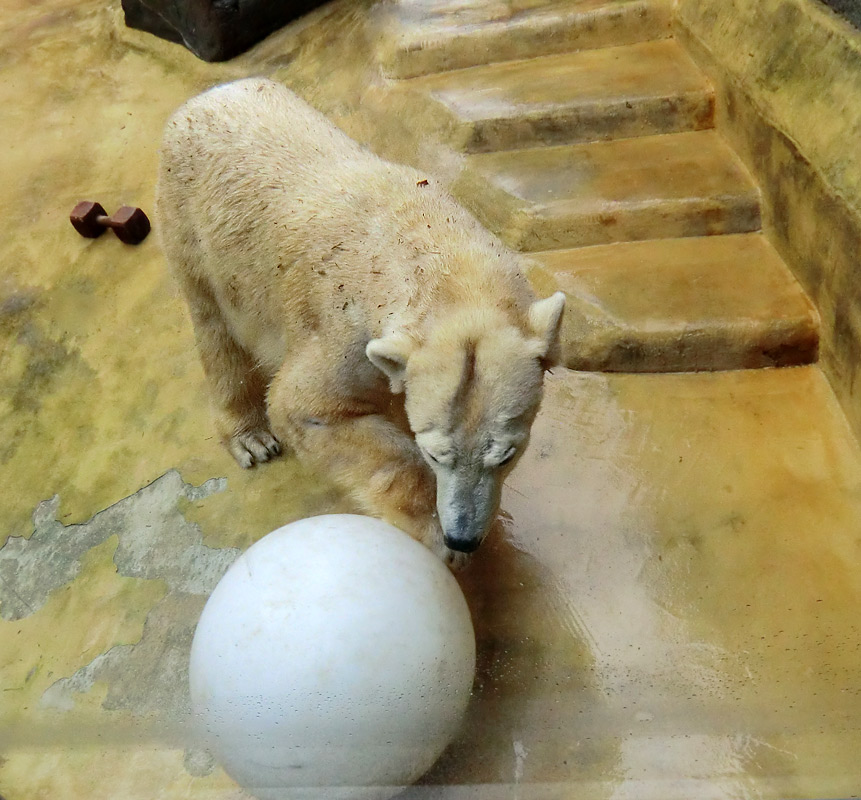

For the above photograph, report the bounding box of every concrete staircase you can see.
[373,0,819,372]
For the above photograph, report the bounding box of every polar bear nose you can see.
[444,532,482,553]
[443,512,483,553]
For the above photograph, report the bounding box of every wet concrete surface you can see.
[1,1,860,799]
[407,367,861,800]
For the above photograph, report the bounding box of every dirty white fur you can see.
[157,78,565,567]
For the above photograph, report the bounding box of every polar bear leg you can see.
[264,344,456,556]
[179,270,282,468]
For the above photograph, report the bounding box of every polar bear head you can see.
[367,291,565,553]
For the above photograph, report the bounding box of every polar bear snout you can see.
[436,469,499,554]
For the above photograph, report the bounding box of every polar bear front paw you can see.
[228,429,282,469]
[422,528,470,571]
[418,518,472,571]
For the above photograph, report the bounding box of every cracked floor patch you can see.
[0,470,240,733]
[40,592,208,723]
[0,470,235,622]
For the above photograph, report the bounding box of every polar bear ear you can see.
[527,291,566,367]
[366,334,415,394]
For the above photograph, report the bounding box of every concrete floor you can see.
[1,1,861,799]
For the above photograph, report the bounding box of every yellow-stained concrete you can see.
[5,362,861,797]
[0,0,378,543]
[397,39,714,152]
[377,0,673,79]
[1,5,371,794]
[528,233,818,371]
[1,537,166,720]
[674,0,861,443]
[373,4,818,374]
[454,130,761,250]
[2,748,243,800]
[676,0,861,212]
[434,365,861,799]
[1,1,861,799]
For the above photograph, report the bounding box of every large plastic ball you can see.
[189,514,476,800]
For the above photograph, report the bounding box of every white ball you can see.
[189,514,476,800]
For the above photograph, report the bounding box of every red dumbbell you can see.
[70,201,151,245]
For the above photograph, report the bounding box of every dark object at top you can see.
[121,0,331,62]
[70,201,152,245]
[818,0,861,28]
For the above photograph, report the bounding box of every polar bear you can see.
[157,78,565,566]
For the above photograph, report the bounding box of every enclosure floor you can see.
[1,2,860,799]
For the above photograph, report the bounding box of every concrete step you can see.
[398,39,715,152]
[453,130,761,250]
[377,0,673,79]
[526,234,819,372]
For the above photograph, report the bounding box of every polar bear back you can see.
[157,78,386,257]
[156,78,535,372]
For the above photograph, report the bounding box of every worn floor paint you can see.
[1,1,860,799]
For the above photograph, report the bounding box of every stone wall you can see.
[675,0,861,439]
